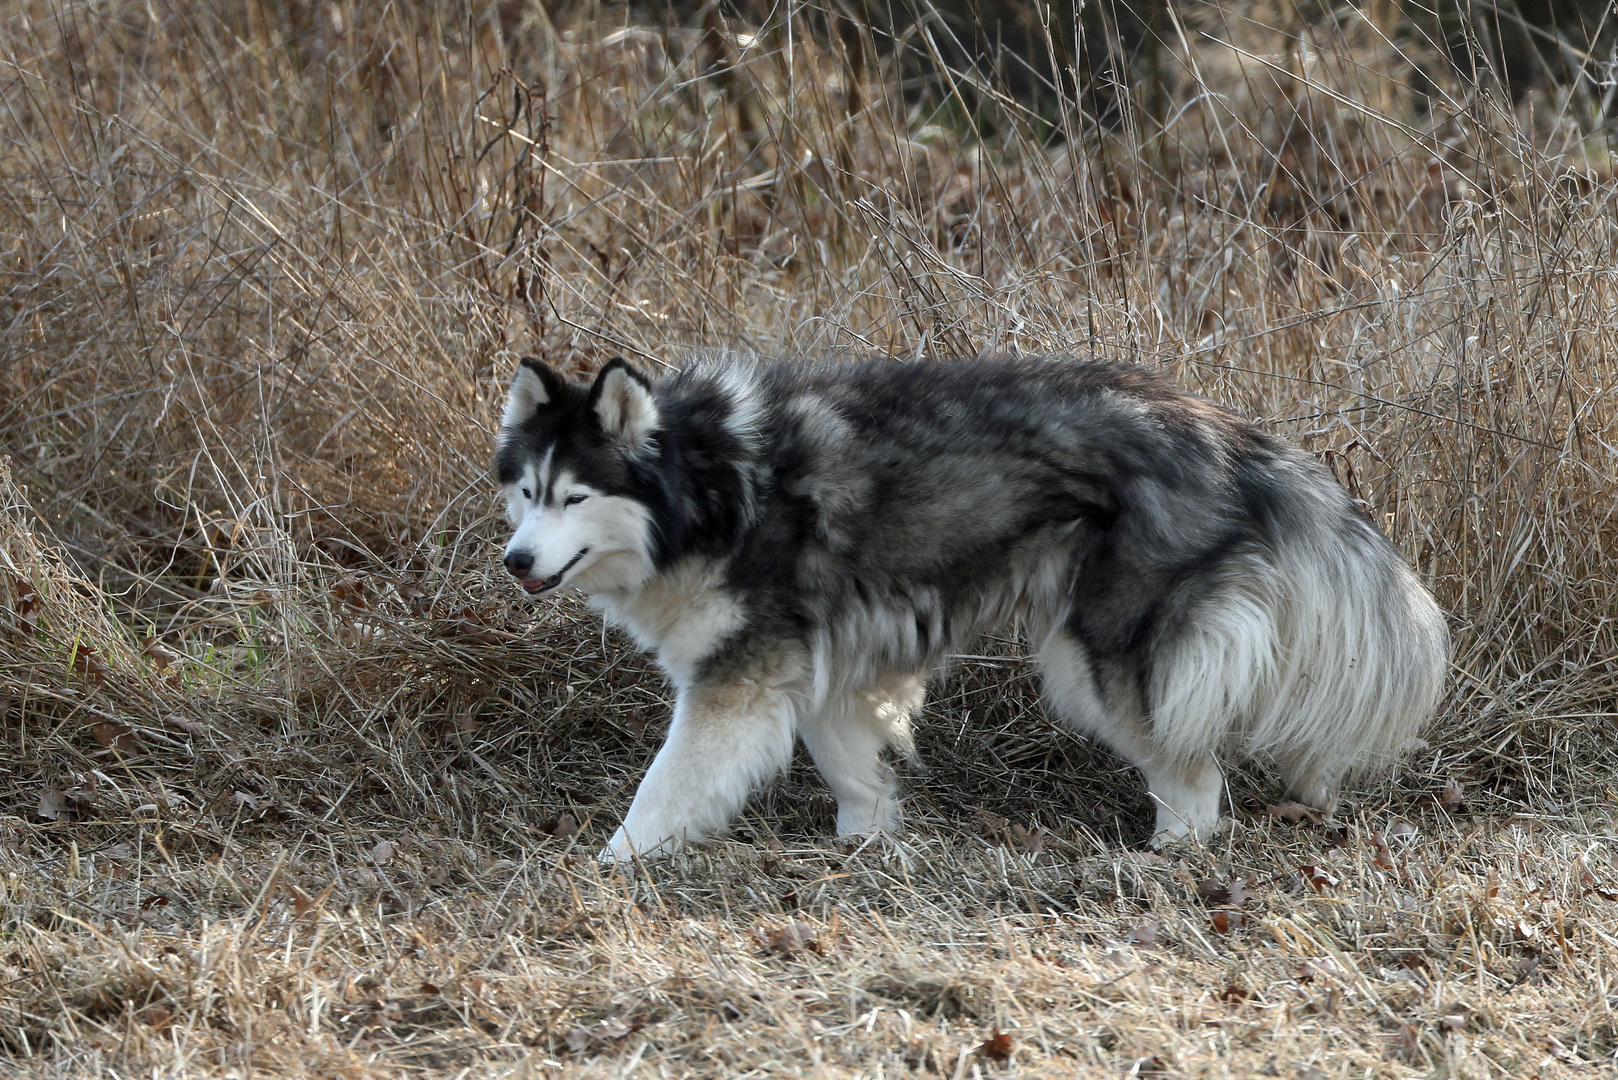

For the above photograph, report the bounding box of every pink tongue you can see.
[523,579,549,593]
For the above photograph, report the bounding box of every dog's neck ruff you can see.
[588,556,744,687]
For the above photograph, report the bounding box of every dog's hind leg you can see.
[798,674,924,836]
[603,674,798,862]
[1037,630,1224,843]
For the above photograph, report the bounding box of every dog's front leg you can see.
[602,678,796,862]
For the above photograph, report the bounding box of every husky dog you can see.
[496,354,1448,860]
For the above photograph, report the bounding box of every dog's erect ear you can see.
[589,358,660,453]
[502,357,563,429]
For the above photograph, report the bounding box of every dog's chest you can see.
[593,564,746,685]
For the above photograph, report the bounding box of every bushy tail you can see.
[1150,527,1448,803]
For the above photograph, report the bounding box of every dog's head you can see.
[495,357,662,596]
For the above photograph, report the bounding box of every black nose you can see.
[504,551,534,577]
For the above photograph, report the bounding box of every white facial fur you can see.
[503,463,656,595]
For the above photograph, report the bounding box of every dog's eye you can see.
[521,488,533,500]
[563,493,589,507]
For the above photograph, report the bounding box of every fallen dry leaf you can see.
[137,1003,174,1029]
[1008,823,1047,855]
[1266,801,1325,824]
[164,714,209,736]
[39,779,99,820]
[332,574,368,609]
[1547,1035,1578,1062]
[290,882,333,920]
[1582,869,1618,900]
[1300,864,1341,892]
[1302,959,1344,980]
[143,638,181,670]
[90,719,138,752]
[1438,777,1466,809]
[1301,987,1340,1015]
[1196,875,1253,908]
[36,788,68,821]
[71,644,109,681]
[1127,920,1163,947]
[977,1027,1014,1061]
[757,921,820,957]
[539,814,578,840]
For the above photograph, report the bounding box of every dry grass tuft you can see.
[3,0,1618,1074]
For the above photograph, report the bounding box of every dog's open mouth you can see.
[522,548,587,594]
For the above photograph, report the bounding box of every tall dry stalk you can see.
[3,0,1613,791]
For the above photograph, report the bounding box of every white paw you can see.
[600,825,663,864]
[835,793,902,837]
[598,820,691,864]
[598,827,633,866]
[1143,761,1225,845]
[1148,806,1226,847]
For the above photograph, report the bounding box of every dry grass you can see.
[2,0,1617,1075]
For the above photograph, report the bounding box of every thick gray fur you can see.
[495,353,1450,859]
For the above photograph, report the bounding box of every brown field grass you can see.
[2,0,1617,1075]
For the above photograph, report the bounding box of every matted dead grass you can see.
[8,806,1618,1078]
[2,0,1617,1075]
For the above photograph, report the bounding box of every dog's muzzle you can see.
[511,548,587,594]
